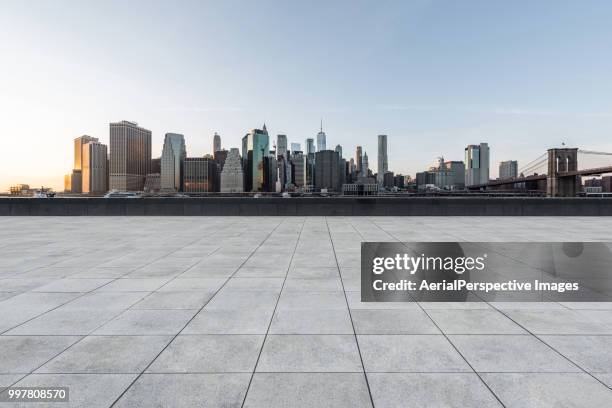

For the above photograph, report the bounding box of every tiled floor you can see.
[0,216,611,407]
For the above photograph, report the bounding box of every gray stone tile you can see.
[449,335,580,373]
[283,278,343,292]
[358,335,471,372]
[158,278,226,292]
[345,291,420,310]
[61,292,149,311]
[147,334,264,373]
[205,289,279,311]
[539,335,612,373]
[224,277,285,291]
[244,373,372,408]
[7,373,137,408]
[0,336,80,374]
[504,310,612,334]
[481,373,612,408]
[257,335,362,372]
[351,310,440,334]
[31,279,112,292]
[132,291,215,310]
[276,291,347,311]
[114,373,251,408]
[37,336,172,373]
[183,309,273,334]
[368,373,502,408]
[93,310,196,335]
[427,309,526,334]
[97,278,170,292]
[270,309,353,334]
[6,309,120,335]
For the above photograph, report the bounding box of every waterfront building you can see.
[82,141,108,194]
[109,121,152,191]
[161,133,186,192]
[377,134,388,185]
[465,143,490,186]
[183,157,217,192]
[220,148,244,193]
[499,160,518,180]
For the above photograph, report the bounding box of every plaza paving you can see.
[0,216,612,407]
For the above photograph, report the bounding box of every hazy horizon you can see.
[3,0,612,191]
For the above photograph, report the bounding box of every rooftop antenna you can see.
[320,118,323,133]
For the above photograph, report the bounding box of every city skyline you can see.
[3,0,612,190]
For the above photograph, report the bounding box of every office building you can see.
[315,150,340,191]
[183,157,217,192]
[290,151,306,187]
[72,135,98,193]
[316,120,326,152]
[64,174,72,192]
[465,143,490,186]
[70,170,82,193]
[220,148,244,193]
[161,133,186,192]
[355,146,363,175]
[362,152,369,177]
[306,138,315,155]
[144,173,161,193]
[151,158,161,174]
[383,171,394,188]
[499,160,518,179]
[277,134,288,159]
[377,134,388,185]
[82,141,108,194]
[243,128,270,192]
[109,121,152,191]
[335,144,342,158]
[213,132,221,153]
[291,143,301,153]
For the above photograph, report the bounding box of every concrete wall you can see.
[1,197,612,216]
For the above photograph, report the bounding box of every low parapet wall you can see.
[1,197,611,216]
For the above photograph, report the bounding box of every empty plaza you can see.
[1,216,612,407]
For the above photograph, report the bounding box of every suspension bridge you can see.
[468,148,612,196]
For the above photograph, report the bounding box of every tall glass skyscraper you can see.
[306,138,315,155]
[277,134,288,159]
[316,120,326,152]
[244,128,270,192]
[161,133,186,192]
[213,132,221,153]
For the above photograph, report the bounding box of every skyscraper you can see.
[315,150,340,191]
[72,135,98,193]
[335,144,342,158]
[290,151,305,187]
[356,146,363,175]
[377,134,388,185]
[161,133,186,192]
[220,148,244,193]
[109,121,152,191]
[465,143,490,186]
[306,138,315,155]
[213,132,221,153]
[183,157,217,192]
[499,160,518,179]
[316,120,326,152]
[82,141,108,194]
[244,128,270,192]
[277,134,288,159]
[362,151,369,177]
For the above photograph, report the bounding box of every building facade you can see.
[499,160,518,179]
[183,157,217,193]
[109,121,152,191]
[82,141,108,194]
[277,134,288,159]
[213,132,221,153]
[220,148,244,193]
[355,146,363,176]
[243,128,270,192]
[315,150,340,191]
[316,122,326,152]
[161,133,186,192]
[377,134,388,185]
[465,142,490,186]
[72,135,98,193]
[306,138,315,155]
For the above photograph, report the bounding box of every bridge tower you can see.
[546,148,579,197]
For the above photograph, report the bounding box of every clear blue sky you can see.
[2,0,612,190]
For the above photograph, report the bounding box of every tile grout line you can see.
[240,217,306,407]
[108,218,286,407]
[326,217,376,408]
